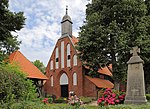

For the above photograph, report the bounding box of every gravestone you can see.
[124,47,147,104]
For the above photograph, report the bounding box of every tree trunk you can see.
[114,81,120,91]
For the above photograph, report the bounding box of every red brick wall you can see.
[44,36,84,98]
[83,76,97,97]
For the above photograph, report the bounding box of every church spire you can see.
[61,6,73,37]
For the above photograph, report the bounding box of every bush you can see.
[0,62,36,105]
[146,94,150,101]
[97,88,126,106]
[54,97,67,103]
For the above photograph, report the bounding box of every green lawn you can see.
[2,101,150,109]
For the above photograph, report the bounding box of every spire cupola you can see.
[61,6,73,37]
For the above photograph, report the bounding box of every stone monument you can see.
[124,47,147,104]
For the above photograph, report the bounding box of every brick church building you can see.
[44,8,114,98]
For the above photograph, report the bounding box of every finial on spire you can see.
[66,5,68,15]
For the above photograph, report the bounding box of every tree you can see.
[0,62,36,105]
[77,0,150,90]
[0,0,25,58]
[143,0,150,93]
[32,60,46,74]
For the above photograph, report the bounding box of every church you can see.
[44,7,114,98]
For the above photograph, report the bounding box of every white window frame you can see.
[73,55,77,66]
[67,44,71,67]
[55,47,59,69]
[51,76,53,87]
[73,73,77,85]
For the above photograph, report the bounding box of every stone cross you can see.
[130,46,140,56]
[125,46,147,104]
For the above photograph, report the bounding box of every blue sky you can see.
[9,0,91,66]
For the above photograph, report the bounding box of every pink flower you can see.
[106,88,112,93]
[121,90,125,92]
[101,97,105,101]
[111,102,115,105]
[106,88,111,91]
[118,95,123,99]
[98,99,102,103]
[103,91,108,94]
[107,95,111,98]
[44,98,48,100]
[115,100,120,103]
[122,94,126,97]
[112,93,116,98]
[110,98,116,101]
[107,100,111,104]
[42,98,49,104]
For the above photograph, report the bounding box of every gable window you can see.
[51,76,53,87]
[67,44,70,67]
[73,73,77,85]
[55,47,59,69]
[50,60,53,70]
[73,55,77,66]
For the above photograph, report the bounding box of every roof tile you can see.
[85,76,114,88]
[9,51,48,80]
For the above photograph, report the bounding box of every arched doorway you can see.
[60,73,69,97]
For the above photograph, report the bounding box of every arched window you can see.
[73,73,77,85]
[55,47,59,69]
[60,73,68,85]
[50,60,53,70]
[51,76,53,87]
[67,44,70,67]
[61,41,64,68]
[73,55,77,66]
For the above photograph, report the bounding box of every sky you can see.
[9,0,91,66]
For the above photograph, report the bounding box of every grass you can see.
[1,100,150,109]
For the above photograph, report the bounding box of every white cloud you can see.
[9,0,91,65]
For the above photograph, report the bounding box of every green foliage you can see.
[1,101,150,109]
[80,97,94,104]
[77,0,150,83]
[32,60,46,74]
[0,62,36,105]
[48,97,53,104]
[54,97,67,103]
[146,94,150,101]
[0,0,25,59]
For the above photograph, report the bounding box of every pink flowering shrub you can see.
[97,88,126,106]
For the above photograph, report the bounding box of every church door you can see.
[61,85,68,97]
[60,73,69,97]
